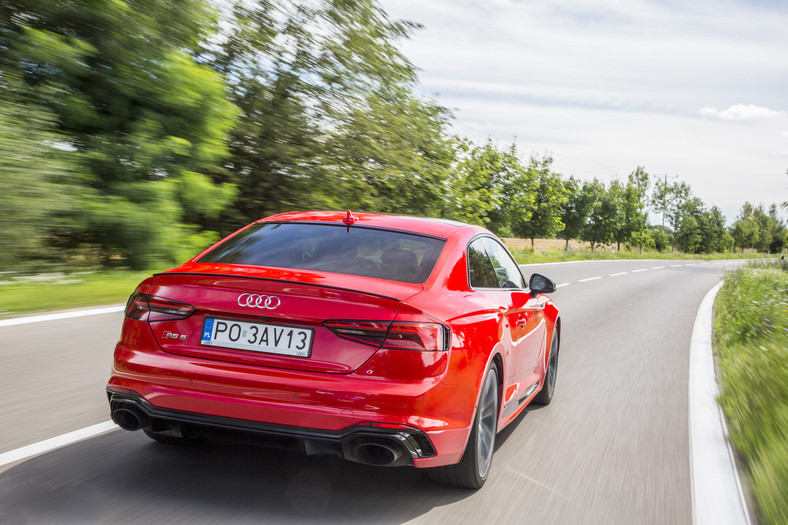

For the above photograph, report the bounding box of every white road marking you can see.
[689,282,751,525]
[577,276,601,282]
[0,305,125,328]
[651,266,666,270]
[0,421,118,468]
[671,264,683,267]
[608,272,628,277]
[557,283,572,288]
[686,263,697,266]
[632,268,648,273]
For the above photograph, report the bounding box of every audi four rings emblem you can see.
[237,293,281,309]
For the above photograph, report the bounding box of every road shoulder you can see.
[688,281,751,525]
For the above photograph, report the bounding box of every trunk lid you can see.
[143,266,420,373]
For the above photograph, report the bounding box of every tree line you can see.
[0,0,785,271]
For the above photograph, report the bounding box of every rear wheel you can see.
[534,327,559,405]
[427,362,499,489]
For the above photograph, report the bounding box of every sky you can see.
[378,0,788,224]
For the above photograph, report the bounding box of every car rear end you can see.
[107,215,475,468]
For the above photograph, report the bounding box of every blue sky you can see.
[379,0,788,223]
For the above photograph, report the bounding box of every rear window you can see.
[198,223,446,284]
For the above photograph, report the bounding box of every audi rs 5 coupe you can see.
[107,211,560,488]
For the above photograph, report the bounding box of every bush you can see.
[715,263,788,525]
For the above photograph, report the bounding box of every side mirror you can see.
[529,273,557,297]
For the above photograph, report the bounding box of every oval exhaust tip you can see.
[354,442,403,466]
[112,406,146,431]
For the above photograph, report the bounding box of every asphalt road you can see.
[0,259,744,524]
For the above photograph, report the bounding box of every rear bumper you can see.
[108,345,476,467]
[108,388,434,467]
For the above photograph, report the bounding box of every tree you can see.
[581,179,611,250]
[0,74,76,270]
[443,140,535,232]
[510,155,566,246]
[623,167,650,252]
[215,0,454,231]
[730,203,785,253]
[559,176,591,250]
[665,182,691,251]
[767,205,786,253]
[731,203,761,251]
[2,0,238,269]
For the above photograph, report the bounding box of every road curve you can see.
[0,260,742,524]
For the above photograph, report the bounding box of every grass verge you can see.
[0,270,159,318]
[512,247,773,264]
[714,261,788,525]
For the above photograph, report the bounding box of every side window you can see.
[467,239,499,288]
[481,238,526,289]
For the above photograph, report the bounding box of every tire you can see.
[427,362,499,489]
[143,429,198,446]
[534,327,559,405]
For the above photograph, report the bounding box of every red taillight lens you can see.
[383,323,447,351]
[124,292,195,322]
[325,321,449,351]
[323,321,389,347]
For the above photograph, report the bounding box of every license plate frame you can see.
[200,318,313,358]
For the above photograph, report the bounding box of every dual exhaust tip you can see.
[110,398,409,467]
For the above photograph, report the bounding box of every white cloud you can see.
[698,104,785,121]
[380,0,788,223]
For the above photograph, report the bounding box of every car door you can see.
[477,238,546,400]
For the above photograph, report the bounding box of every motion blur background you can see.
[1,0,785,277]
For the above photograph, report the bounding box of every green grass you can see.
[0,270,160,318]
[714,261,788,525]
[512,247,773,264]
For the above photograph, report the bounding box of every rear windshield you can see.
[198,223,446,284]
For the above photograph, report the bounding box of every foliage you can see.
[0,75,77,271]
[0,0,783,272]
[620,167,650,251]
[715,264,788,525]
[512,155,567,244]
[581,178,614,250]
[1,0,237,269]
[213,0,453,233]
[559,176,590,249]
[442,140,534,232]
[730,203,786,253]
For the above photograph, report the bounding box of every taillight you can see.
[325,321,449,351]
[383,323,448,351]
[124,292,195,322]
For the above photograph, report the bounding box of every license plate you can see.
[200,318,313,358]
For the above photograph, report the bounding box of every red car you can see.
[107,211,560,488]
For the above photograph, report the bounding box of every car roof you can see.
[259,211,474,239]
